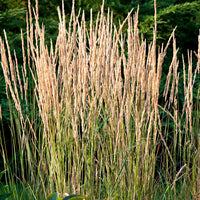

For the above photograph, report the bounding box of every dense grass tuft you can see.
[0,0,200,199]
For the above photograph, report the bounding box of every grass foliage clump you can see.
[0,0,200,199]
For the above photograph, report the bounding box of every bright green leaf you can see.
[63,194,87,200]
[47,193,59,200]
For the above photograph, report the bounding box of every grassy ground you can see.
[0,0,200,199]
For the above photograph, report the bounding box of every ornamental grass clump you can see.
[0,0,200,199]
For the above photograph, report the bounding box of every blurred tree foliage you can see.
[0,0,199,60]
[140,1,200,54]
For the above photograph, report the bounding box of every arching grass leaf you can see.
[63,194,87,200]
